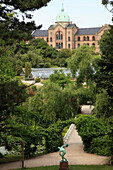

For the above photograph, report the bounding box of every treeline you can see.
[3,38,73,76]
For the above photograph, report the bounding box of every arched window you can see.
[47,38,48,42]
[78,43,80,48]
[78,36,80,41]
[56,34,58,40]
[68,44,70,48]
[87,43,89,46]
[50,44,52,47]
[50,37,52,42]
[68,37,70,41]
[56,31,63,40]
[87,36,89,41]
[83,36,86,41]
[92,36,95,41]
[92,43,95,46]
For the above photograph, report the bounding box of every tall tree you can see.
[25,62,31,77]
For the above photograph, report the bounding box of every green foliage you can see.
[28,82,77,127]
[89,135,112,156]
[67,45,99,88]
[35,77,40,83]
[16,59,23,75]
[95,26,113,100]
[57,48,72,67]
[44,119,75,153]
[49,69,71,89]
[75,115,106,151]
[0,0,52,45]
[94,90,111,118]
[25,62,31,77]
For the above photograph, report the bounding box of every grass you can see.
[15,165,113,170]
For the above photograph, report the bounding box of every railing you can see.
[63,124,75,144]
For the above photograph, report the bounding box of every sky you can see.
[29,0,112,29]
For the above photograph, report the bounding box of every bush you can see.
[75,115,106,151]
[89,135,112,156]
[31,86,37,92]
[35,77,40,83]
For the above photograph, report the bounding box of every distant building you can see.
[32,4,109,53]
[23,68,71,80]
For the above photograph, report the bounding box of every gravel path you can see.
[0,127,109,170]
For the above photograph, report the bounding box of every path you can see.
[0,126,109,170]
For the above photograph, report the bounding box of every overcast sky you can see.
[28,0,112,29]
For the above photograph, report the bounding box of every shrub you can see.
[35,77,40,83]
[31,86,37,92]
[89,135,112,156]
[75,115,106,151]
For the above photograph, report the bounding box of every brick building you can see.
[32,4,109,53]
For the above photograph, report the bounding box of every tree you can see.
[25,62,31,77]
[102,0,113,21]
[49,69,72,89]
[95,27,113,99]
[67,45,99,87]
[28,81,78,127]
[57,48,72,67]
[94,25,113,165]
[16,59,23,75]
[0,0,53,155]
[0,0,52,45]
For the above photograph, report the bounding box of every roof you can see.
[32,30,48,37]
[30,68,71,79]
[67,24,75,28]
[48,25,54,29]
[76,27,102,35]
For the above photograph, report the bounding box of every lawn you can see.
[15,165,113,170]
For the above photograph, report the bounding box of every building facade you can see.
[32,4,109,53]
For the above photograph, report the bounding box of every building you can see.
[22,68,71,80]
[32,4,109,53]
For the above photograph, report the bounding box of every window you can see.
[87,43,89,46]
[59,32,60,40]
[50,44,52,47]
[61,34,63,40]
[56,43,58,49]
[92,43,95,46]
[61,43,63,48]
[56,34,58,40]
[58,43,60,49]
[92,36,95,41]
[83,36,86,41]
[87,36,89,41]
[50,37,52,42]
[56,31,63,40]
[78,43,80,48]
[68,44,70,48]
[68,37,70,41]
[47,38,48,42]
[78,36,80,41]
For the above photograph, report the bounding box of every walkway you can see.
[0,127,109,170]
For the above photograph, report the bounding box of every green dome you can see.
[56,4,70,23]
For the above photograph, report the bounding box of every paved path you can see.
[0,126,109,170]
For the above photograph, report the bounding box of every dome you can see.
[56,4,70,23]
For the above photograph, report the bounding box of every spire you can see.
[61,3,64,12]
